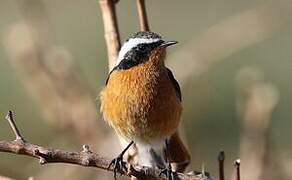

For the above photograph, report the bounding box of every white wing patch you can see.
[115,38,161,67]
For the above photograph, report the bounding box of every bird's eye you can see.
[138,45,146,52]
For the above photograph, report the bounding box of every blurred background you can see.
[0,0,291,179]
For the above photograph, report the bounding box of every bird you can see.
[100,31,190,179]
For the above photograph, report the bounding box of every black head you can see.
[114,31,177,70]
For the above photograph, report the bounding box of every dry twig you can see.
[5,111,24,142]
[0,111,211,180]
[99,0,121,71]
[217,151,225,180]
[234,159,240,180]
[136,0,150,31]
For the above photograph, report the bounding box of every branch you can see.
[234,159,240,180]
[136,0,150,31]
[0,111,211,180]
[99,0,121,71]
[236,67,279,180]
[217,151,225,180]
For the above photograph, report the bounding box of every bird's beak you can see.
[160,41,178,47]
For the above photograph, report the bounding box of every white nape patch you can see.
[115,38,161,66]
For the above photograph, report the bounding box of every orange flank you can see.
[100,48,182,142]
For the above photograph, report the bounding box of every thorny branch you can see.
[0,111,211,180]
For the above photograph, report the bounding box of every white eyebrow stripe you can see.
[115,38,161,67]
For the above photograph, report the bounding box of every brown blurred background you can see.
[0,0,291,179]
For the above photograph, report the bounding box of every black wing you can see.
[105,75,110,85]
[105,67,117,85]
[166,68,182,101]
[105,71,111,85]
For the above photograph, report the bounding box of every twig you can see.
[217,151,225,180]
[136,0,150,31]
[5,111,24,142]
[234,159,240,180]
[0,111,210,180]
[99,0,121,71]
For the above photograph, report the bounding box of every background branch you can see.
[4,0,105,147]
[236,67,280,180]
[136,0,150,31]
[99,0,121,71]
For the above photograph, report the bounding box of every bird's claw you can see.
[107,141,134,180]
[107,154,127,180]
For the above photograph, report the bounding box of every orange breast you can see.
[100,49,182,142]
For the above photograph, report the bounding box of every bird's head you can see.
[114,31,177,70]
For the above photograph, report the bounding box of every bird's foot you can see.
[107,141,134,180]
[107,153,127,180]
[159,163,177,180]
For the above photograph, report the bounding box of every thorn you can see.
[82,144,91,153]
[34,149,47,165]
[234,159,240,166]
[5,110,25,142]
[39,157,47,165]
[201,162,206,177]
